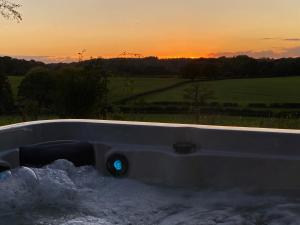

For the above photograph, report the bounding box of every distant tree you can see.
[0,74,14,114]
[181,61,201,80]
[231,55,259,78]
[184,83,215,123]
[55,65,109,118]
[0,56,44,76]
[0,0,22,22]
[17,67,56,119]
[83,59,110,119]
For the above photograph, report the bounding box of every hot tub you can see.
[1,119,300,191]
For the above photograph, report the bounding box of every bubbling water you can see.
[0,159,300,225]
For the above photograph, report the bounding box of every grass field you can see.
[106,76,300,105]
[0,116,23,126]
[107,77,184,101]
[141,76,300,105]
[8,76,185,101]
[6,75,300,129]
[9,76,300,104]
[8,76,23,98]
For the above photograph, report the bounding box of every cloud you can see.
[0,55,78,63]
[262,37,277,40]
[4,46,300,63]
[211,46,300,59]
[19,55,77,63]
[283,38,300,42]
[262,37,300,42]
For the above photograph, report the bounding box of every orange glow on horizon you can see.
[30,53,215,63]
[2,0,300,62]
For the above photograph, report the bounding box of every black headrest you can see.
[0,162,10,173]
[19,141,95,167]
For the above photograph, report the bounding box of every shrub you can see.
[55,66,108,118]
[18,67,56,116]
[0,74,15,114]
[269,103,300,109]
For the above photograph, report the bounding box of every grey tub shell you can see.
[1,119,300,191]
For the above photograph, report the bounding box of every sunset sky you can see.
[1,0,300,63]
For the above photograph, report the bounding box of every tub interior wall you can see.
[1,121,300,156]
[1,120,300,189]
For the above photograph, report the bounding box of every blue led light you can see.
[113,160,123,171]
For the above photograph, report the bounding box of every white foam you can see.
[0,159,300,225]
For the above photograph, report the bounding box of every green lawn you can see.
[0,116,23,126]
[11,76,300,105]
[142,76,300,105]
[107,77,185,101]
[8,76,23,98]
[5,75,300,129]
[8,76,185,101]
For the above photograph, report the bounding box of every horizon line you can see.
[2,54,299,64]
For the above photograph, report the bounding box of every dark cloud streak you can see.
[283,38,300,42]
[262,37,277,40]
[0,55,77,63]
[212,46,300,59]
[262,37,300,42]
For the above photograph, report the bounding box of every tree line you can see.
[0,56,44,76]
[3,55,300,79]
[181,56,300,80]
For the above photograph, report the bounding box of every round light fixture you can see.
[106,154,129,177]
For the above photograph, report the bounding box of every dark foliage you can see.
[55,65,108,118]
[180,56,300,80]
[18,67,57,117]
[0,74,14,114]
[17,63,109,119]
[4,55,300,79]
[61,55,300,79]
[0,56,44,76]
[0,0,22,22]
[117,104,300,118]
